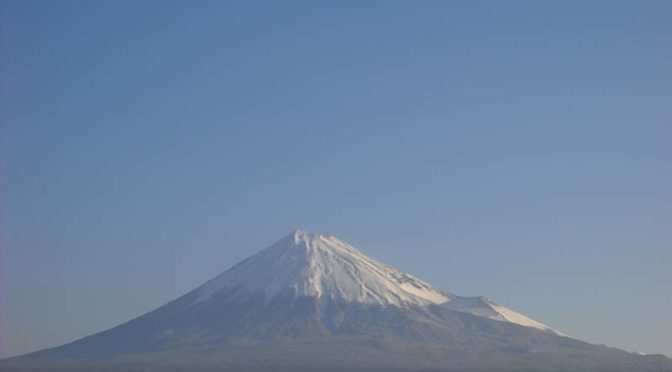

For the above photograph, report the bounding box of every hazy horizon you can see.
[1,0,670,360]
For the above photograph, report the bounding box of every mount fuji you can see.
[2,231,670,372]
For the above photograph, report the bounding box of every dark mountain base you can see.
[3,337,671,372]
[5,361,670,372]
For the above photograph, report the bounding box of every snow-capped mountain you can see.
[4,231,670,372]
[193,230,557,333]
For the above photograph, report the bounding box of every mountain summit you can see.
[194,230,451,307]
[4,231,670,372]
[194,230,556,332]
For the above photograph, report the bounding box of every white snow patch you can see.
[488,303,559,333]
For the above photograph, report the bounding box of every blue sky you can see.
[1,0,670,358]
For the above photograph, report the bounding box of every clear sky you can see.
[1,0,670,359]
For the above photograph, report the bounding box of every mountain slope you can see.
[2,230,670,372]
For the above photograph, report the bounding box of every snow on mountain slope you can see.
[441,295,560,333]
[192,230,559,334]
[193,230,451,306]
[488,302,560,333]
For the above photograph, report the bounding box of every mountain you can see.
[2,230,670,372]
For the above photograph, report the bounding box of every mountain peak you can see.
[279,230,367,260]
[289,229,333,246]
[189,231,558,334]
[192,231,451,307]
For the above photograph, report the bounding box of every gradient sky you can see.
[1,0,671,359]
